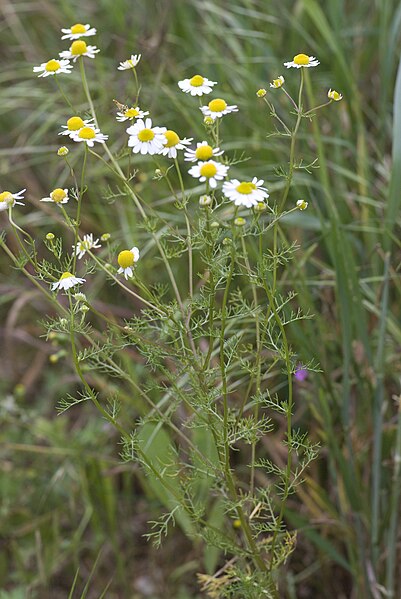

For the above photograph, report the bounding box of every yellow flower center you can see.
[273,78,283,87]
[236,182,257,195]
[45,59,61,72]
[50,188,67,203]
[67,116,85,130]
[208,99,227,112]
[118,250,135,269]
[70,24,87,34]
[293,53,310,65]
[189,75,204,87]
[78,127,96,139]
[138,128,155,142]
[71,40,87,55]
[60,271,74,280]
[79,240,90,250]
[0,191,13,203]
[195,144,213,160]
[164,130,180,147]
[200,163,218,178]
[124,108,140,118]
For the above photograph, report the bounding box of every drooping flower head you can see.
[270,76,285,88]
[126,118,167,155]
[52,272,86,291]
[284,54,319,69]
[61,23,97,41]
[200,98,238,120]
[223,178,269,208]
[160,130,193,159]
[33,59,73,77]
[184,141,224,163]
[188,160,229,189]
[59,40,100,62]
[328,89,343,101]
[41,188,69,205]
[0,189,25,211]
[178,75,217,96]
[74,234,101,259]
[118,54,141,70]
[117,247,140,279]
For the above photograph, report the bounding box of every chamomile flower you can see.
[178,75,217,96]
[33,58,73,77]
[0,189,25,212]
[52,272,86,291]
[118,54,141,70]
[116,106,149,122]
[184,141,224,163]
[59,116,94,138]
[223,177,269,208]
[296,199,308,210]
[200,98,238,120]
[71,126,108,147]
[117,247,140,279]
[284,54,320,69]
[328,89,343,101]
[61,23,97,41]
[74,234,101,259]
[270,76,284,88]
[126,118,167,155]
[160,130,193,159]
[188,160,229,189]
[59,40,99,62]
[41,188,69,205]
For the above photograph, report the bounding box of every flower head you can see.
[74,233,101,259]
[116,106,149,122]
[200,98,238,120]
[71,125,108,147]
[60,40,99,62]
[223,178,269,208]
[184,141,224,163]
[296,199,308,210]
[199,194,212,207]
[178,75,217,96]
[59,116,94,138]
[188,160,229,189]
[160,130,193,159]
[328,89,343,101]
[0,189,25,211]
[126,118,167,155]
[284,54,319,69]
[57,146,69,156]
[61,23,97,41]
[41,188,69,205]
[118,54,141,70]
[270,76,284,88]
[52,271,85,291]
[117,247,140,279]
[33,58,73,77]
[256,88,267,97]
[294,365,308,381]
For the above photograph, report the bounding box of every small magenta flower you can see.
[294,365,308,381]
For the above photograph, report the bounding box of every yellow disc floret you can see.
[138,128,155,142]
[195,144,213,160]
[50,188,67,203]
[200,163,218,178]
[45,59,61,72]
[0,191,13,204]
[78,127,96,140]
[208,99,227,112]
[70,23,87,34]
[293,53,310,66]
[124,108,139,118]
[60,271,74,280]
[71,40,87,56]
[189,75,204,87]
[118,250,135,269]
[164,130,180,147]
[236,182,257,194]
[67,116,85,131]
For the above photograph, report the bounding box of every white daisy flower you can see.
[222,178,269,208]
[160,130,193,159]
[59,40,99,62]
[41,188,69,205]
[52,271,86,291]
[117,247,140,279]
[126,118,167,155]
[188,160,229,189]
[118,54,141,70]
[328,89,343,101]
[270,76,285,88]
[284,54,320,69]
[116,106,149,122]
[59,116,94,138]
[296,199,308,210]
[199,98,239,120]
[0,189,25,212]
[61,23,97,41]
[74,234,101,259]
[33,58,73,77]
[71,126,108,147]
[178,74,217,96]
[184,140,224,163]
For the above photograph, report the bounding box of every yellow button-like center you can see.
[236,182,257,194]
[78,127,96,139]
[164,130,180,147]
[118,250,135,269]
[71,24,87,34]
[293,53,310,65]
[60,271,74,280]
[124,108,139,118]
[50,188,67,203]
[138,128,155,142]
[67,116,85,130]
[0,191,13,203]
[273,78,283,87]
[200,163,217,178]
[45,59,61,72]
[71,40,87,55]
[195,144,213,160]
[208,99,227,112]
[189,75,204,87]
